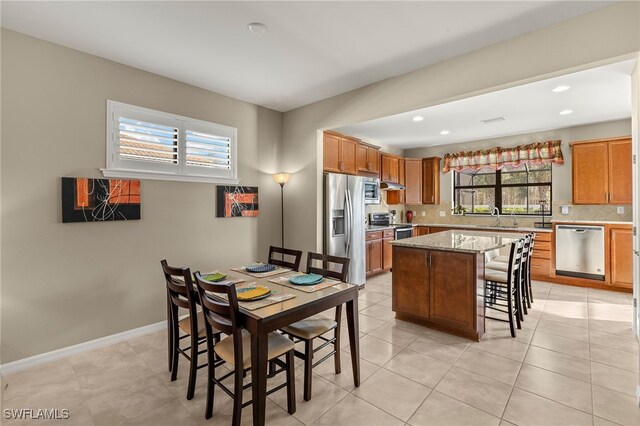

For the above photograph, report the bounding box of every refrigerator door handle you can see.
[345,189,352,255]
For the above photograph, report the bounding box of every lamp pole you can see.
[279,181,285,249]
[272,173,291,253]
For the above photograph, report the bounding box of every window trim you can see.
[102,100,240,184]
[452,165,552,216]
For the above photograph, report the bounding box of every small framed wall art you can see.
[216,186,259,217]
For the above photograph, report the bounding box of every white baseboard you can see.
[0,320,167,376]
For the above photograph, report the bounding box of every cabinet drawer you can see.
[531,249,550,260]
[383,229,395,238]
[366,231,383,241]
[534,241,551,251]
[530,258,550,274]
[534,232,551,242]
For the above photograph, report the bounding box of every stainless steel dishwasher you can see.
[555,225,605,281]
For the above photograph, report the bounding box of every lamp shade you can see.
[272,173,291,185]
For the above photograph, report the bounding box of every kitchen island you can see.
[390,230,521,341]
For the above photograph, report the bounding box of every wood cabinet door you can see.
[405,159,423,204]
[610,227,633,288]
[323,132,341,173]
[369,239,383,273]
[340,137,357,175]
[391,246,429,318]
[422,157,440,204]
[389,157,399,183]
[429,250,475,330]
[416,226,430,236]
[356,144,369,172]
[572,142,608,204]
[383,237,393,270]
[608,139,632,204]
[380,154,400,182]
[412,227,418,237]
[367,147,380,173]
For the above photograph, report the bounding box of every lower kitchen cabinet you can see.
[366,229,394,275]
[391,246,429,318]
[383,235,393,269]
[367,239,383,274]
[531,231,551,281]
[610,227,633,288]
[392,246,484,340]
[416,226,429,236]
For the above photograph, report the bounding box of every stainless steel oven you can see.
[364,177,380,205]
[394,227,413,239]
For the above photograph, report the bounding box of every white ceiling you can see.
[0,1,614,112]
[334,60,635,149]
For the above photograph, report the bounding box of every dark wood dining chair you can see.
[483,239,524,337]
[161,260,219,400]
[268,246,303,271]
[280,252,350,401]
[193,272,296,425]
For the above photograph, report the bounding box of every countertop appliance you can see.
[364,177,380,205]
[324,173,366,285]
[555,224,605,281]
[369,213,414,240]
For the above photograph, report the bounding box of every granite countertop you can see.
[406,223,553,233]
[551,219,632,225]
[391,230,522,253]
[366,225,394,231]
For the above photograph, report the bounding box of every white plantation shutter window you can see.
[104,101,238,183]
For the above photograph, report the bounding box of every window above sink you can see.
[452,163,552,216]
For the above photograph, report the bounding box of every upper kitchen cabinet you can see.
[381,154,400,183]
[422,157,441,205]
[356,142,380,175]
[572,137,631,205]
[323,131,357,175]
[387,158,406,204]
[404,159,422,204]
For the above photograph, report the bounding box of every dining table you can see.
[208,267,362,426]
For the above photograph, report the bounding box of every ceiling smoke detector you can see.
[247,22,268,33]
[480,116,506,124]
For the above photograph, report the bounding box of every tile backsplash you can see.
[369,201,631,226]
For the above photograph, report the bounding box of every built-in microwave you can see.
[364,177,380,204]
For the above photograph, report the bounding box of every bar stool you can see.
[484,238,524,337]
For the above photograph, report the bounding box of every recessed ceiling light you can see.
[559,109,573,115]
[552,85,570,93]
[440,130,450,135]
[412,116,424,122]
[247,22,268,33]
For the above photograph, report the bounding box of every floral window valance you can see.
[442,140,564,173]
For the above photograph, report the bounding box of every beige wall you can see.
[403,119,633,226]
[0,30,283,363]
[282,2,640,254]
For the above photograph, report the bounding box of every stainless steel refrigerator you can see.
[324,173,366,285]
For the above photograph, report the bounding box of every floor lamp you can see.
[272,173,291,251]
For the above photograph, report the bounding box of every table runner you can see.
[268,272,342,293]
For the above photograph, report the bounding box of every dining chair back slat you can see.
[162,260,196,311]
[268,246,303,271]
[306,252,350,282]
[193,273,241,338]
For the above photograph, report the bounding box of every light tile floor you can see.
[2,273,639,425]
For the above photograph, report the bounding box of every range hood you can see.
[379,182,406,190]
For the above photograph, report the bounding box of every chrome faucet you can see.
[492,207,501,226]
